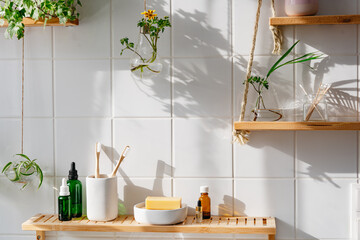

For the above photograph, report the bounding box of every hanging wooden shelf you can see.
[234,121,360,131]
[270,15,360,26]
[22,214,276,240]
[0,17,79,27]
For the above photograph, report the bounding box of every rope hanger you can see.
[233,0,283,144]
[143,0,283,144]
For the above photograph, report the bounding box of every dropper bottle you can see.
[67,162,82,218]
[58,178,72,221]
[195,200,203,223]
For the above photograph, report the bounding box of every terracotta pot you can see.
[285,0,319,16]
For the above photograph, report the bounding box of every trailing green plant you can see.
[2,154,43,189]
[120,9,171,73]
[244,40,323,120]
[0,0,82,39]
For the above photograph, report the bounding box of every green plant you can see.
[2,154,43,189]
[120,9,171,73]
[0,0,82,39]
[245,40,323,120]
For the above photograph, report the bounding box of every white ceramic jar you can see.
[86,174,118,221]
[285,0,319,16]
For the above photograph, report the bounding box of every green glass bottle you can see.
[58,178,72,221]
[67,162,82,218]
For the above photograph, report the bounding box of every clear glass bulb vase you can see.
[130,27,163,79]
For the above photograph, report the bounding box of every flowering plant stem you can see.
[120,10,171,74]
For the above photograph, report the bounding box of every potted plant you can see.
[120,9,171,79]
[0,0,82,39]
[2,154,43,189]
[245,40,323,121]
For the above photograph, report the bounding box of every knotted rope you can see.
[233,0,262,144]
[270,0,283,55]
[233,0,283,144]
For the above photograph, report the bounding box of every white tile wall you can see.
[55,118,112,177]
[113,59,171,117]
[0,60,21,117]
[25,60,53,117]
[55,59,111,117]
[296,179,356,239]
[113,119,171,177]
[173,0,231,57]
[0,0,359,240]
[234,179,295,239]
[173,58,232,117]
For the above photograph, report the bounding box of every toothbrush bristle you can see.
[123,146,130,157]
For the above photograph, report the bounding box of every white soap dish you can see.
[134,202,188,225]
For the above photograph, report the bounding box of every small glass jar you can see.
[285,0,319,16]
[303,94,327,121]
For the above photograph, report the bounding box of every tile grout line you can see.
[170,0,174,197]
[230,0,235,217]
[110,0,114,173]
[294,24,298,240]
[51,26,58,240]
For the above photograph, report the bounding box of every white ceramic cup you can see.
[86,174,118,221]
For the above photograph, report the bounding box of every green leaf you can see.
[35,164,43,189]
[16,153,31,161]
[2,162,12,173]
[266,40,299,78]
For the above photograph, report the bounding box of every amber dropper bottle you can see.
[195,200,203,223]
[199,186,211,219]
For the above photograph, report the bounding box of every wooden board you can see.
[22,214,276,235]
[234,121,360,131]
[270,15,360,26]
[0,17,79,27]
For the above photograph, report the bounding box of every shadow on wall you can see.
[117,160,173,215]
[118,0,232,125]
[297,56,359,120]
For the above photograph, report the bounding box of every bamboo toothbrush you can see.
[110,146,130,178]
[95,142,101,178]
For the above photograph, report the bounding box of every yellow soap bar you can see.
[145,196,182,210]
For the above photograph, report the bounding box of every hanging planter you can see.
[120,9,171,79]
[2,154,43,190]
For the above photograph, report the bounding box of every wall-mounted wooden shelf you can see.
[0,17,79,27]
[270,15,360,26]
[234,121,360,131]
[23,214,276,240]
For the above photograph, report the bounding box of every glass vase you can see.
[303,94,327,121]
[252,109,283,122]
[130,27,163,79]
[285,0,319,16]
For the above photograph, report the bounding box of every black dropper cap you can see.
[197,200,202,207]
[68,162,78,180]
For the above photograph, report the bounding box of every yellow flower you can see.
[141,9,157,20]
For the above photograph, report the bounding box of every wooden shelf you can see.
[270,15,360,26]
[0,17,79,27]
[23,214,276,240]
[234,121,360,131]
